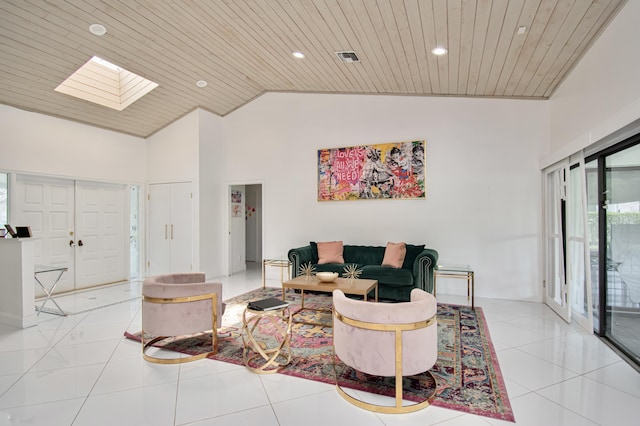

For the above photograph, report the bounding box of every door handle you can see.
[78,240,84,247]
[171,224,174,240]
[69,240,76,247]
[165,224,168,239]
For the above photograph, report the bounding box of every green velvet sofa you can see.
[287,242,438,302]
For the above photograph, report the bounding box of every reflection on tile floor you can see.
[1,263,640,425]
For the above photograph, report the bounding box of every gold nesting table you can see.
[241,305,292,374]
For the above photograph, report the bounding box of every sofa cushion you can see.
[382,242,406,268]
[360,265,413,287]
[402,244,426,269]
[343,245,385,265]
[317,241,345,264]
[314,263,359,275]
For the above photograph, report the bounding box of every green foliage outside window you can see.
[588,211,640,250]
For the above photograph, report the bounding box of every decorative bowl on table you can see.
[316,272,339,283]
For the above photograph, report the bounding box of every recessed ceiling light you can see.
[431,47,448,56]
[196,80,208,88]
[89,24,107,36]
[292,51,305,59]
[517,26,527,35]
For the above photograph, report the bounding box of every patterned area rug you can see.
[126,287,514,422]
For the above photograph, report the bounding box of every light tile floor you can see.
[1,264,640,425]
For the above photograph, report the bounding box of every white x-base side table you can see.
[434,265,475,309]
[34,265,69,316]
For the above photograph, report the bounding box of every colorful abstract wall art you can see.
[317,140,426,201]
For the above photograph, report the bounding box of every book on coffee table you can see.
[248,297,289,311]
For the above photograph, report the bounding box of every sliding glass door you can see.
[587,136,640,365]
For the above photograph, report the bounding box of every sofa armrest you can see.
[413,249,438,293]
[288,245,316,277]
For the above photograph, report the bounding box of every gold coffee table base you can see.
[282,276,379,326]
[289,305,333,327]
[242,306,292,374]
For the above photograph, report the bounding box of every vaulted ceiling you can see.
[0,0,627,138]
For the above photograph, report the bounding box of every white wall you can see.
[218,93,549,301]
[198,109,226,279]
[0,105,146,183]
[146,111,199,182]
[548,0,640,164]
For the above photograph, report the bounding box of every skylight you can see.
[55,56,158,111]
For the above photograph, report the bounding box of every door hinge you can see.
[147,261,150,267]
[147,194,150,200]
[191,192,193,198]
[543,280,546,288]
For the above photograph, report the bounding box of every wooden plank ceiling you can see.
[0,0,627,138]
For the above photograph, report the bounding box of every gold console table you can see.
[434,265,475,309]
[262,259,291,288]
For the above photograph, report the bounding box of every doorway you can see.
[228,183,263,276]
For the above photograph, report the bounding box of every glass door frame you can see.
[543,157,594,330]
[586,133,640,344]
[567,157,594,332]
[543,160,570,322]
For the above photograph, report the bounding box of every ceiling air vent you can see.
[335,51,359,63]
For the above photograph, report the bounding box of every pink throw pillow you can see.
[382,242,406,268]
[317,241,345,264]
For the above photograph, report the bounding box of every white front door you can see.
[14,175,127,294]
[75,181,126,288]
[15,175,75,295]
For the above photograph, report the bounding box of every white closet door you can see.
[148,184,171,275]
[75,181,126,288]
[15,175,75,295]
[169,182,193,272]
[147,182,193,275]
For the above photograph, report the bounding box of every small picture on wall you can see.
[231,204,242,217]
[231,190,242,203]
[318,140,426,201]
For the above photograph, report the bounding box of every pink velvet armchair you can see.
[142,272,225,364]
[332,288,438,413]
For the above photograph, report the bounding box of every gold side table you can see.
[242,305,292,374]
[433,265,475,309]
[262,259,291,288]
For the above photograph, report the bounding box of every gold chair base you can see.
[335,370,437,414]
[142,334,217,365]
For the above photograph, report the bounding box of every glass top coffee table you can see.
[282,275,378,325]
